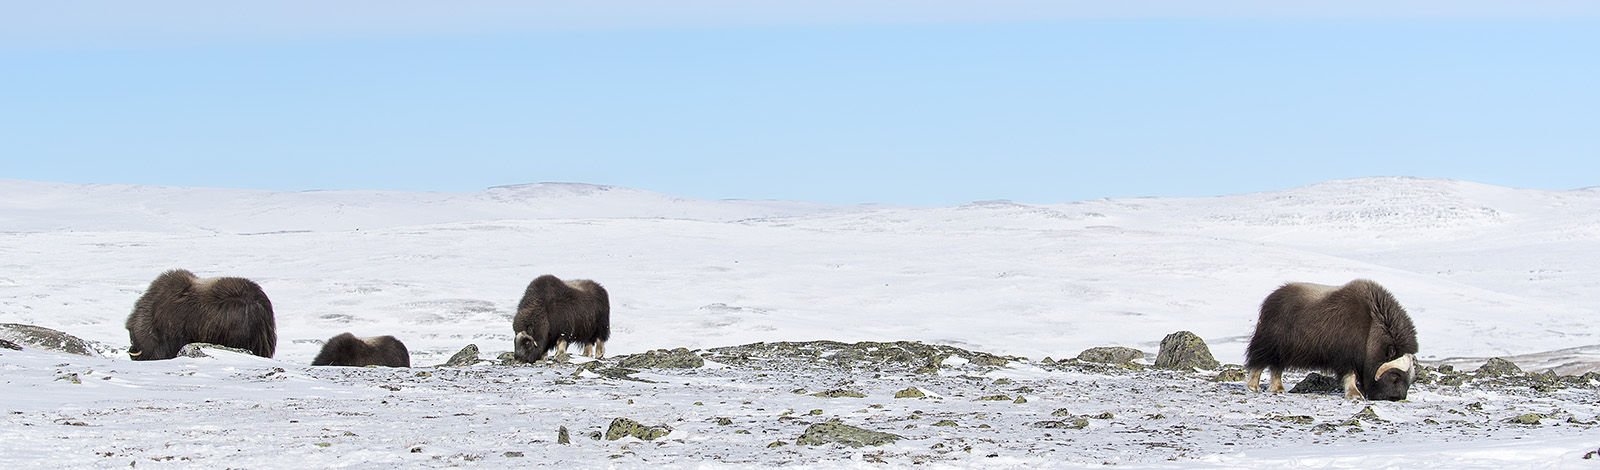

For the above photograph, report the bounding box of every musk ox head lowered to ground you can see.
[512,274,610,363]
[312,333,410,368]
[125,269,277,361]
[1245,279,1419,401]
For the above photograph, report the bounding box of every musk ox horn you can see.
[127,349,142,357]
[1375,354,1414,381]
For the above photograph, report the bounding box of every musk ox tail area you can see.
[1244,279,1419,401]
[125,269,277,361]
[312,333,410,368]
[513,274,611,363]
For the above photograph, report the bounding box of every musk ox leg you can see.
[594,340,605,359]
[553,338,569,359]
[1342,373,1365,399]
[1246,367,1264,392]
[1267,368,1286,393]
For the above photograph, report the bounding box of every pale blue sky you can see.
[4,3,1597,205]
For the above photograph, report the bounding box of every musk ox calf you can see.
[312,333,410,368]
[125,269,277,360]
[1245,279,1419,400]
[512,274,610,363]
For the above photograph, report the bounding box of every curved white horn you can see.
[1375,354,1414,380]
[127,350,142,357]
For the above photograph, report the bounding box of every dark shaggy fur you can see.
[312,333,410,368]
[124,269,277,361]
[512,274,610,363]
[1245,279,1419,400]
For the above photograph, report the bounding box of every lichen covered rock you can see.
[1154,331,1219,371]
[1289,372,1343,394]
[605,417,672,441]
[0,323,107,357]
[796,422,902,448]
[442,344,482,367]
[616,348,705,369]
[1476,357,1523,377]
[1076,346,1144,365]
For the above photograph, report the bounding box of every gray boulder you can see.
[1154,331,1220,370]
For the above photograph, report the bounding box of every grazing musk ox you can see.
[1245,279,1419,400]
[512,274,610,363]
[312,333,411,368]
[125,269,277,360]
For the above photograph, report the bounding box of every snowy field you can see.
[2,176,1598,467]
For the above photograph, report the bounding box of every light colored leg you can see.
[1246,367,1263,392]
[583,343,595,357]
[1342,373,1365,399]
[1268,368,1286,393]
[553,339,568,359]
[594,340,605,359]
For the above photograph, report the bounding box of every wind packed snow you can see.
[1,176,1597,468]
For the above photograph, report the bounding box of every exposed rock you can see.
[0,323,106,357]
[796,422,902,448]
[809,389,866,398]
[177,343,256,358]
[1031,417,1089,429]
[1076,346,1144,365]
[893,387,926,399]
[557,426,570,444]
[1505,413,1549,425]
[616,348,704,369]
[0,338,20,351]
[1212,368,1247,382]
[1289,372,1343,394]
[975,395,1012,401]
[605,417,672,441]
[1343,406,1386,426]
[1154,331,1219,371]
[442,344,482,367]
[1477,357,1523,377]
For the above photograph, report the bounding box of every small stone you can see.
[975,395,1012,402]
[442,344,481,367]
[0,339,21,351]
[1153,331,1220,370]
[616,348,705,369]
[1076,346,1145,365]
[1051,408,1073,417]
[1212,369,1247,382]
[605,418,672,441]
[894,387,927,399]
[55,373,81,384]
[932,420,959,427]
[1505,413,1548,425]
[1477,358,1523,377]
[1013,396,1027,404]
[1031,417,1089,429]
[1271,415,1315,425]
[810,389,866,398]
[715,417,733,426]
[557,426,570,444]
[767,441,788,448]
[314,442,331,448]
[796,422,902,448]
[1090,412,1114,420]
[503,451,524,458]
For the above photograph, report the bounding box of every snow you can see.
[2,176,1598,467]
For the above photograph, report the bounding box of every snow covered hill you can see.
[3,176,1599,468]
[0,176,1595,366]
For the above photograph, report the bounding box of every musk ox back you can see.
[125,269,277,361]
[1245,279,1418,400]
[312,333,410,368]
[512,274,610,363]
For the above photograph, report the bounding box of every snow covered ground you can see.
[2,176,1598,467]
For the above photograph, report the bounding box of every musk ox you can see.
[125,269,277,360]
[512,274,610,363]
[312,333,410,367]
[1245,279,1419,400]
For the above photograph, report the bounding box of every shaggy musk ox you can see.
[1245,279,1419,400]
[125,269,277,360]
[512,274,610,363]
[312,333,410,368]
